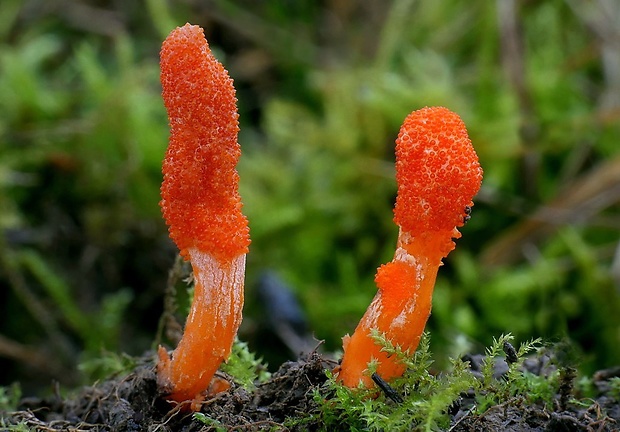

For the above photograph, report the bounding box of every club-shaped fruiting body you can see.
[337,107,483,388]
[157,24,250,407]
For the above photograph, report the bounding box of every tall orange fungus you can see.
[157,23,250,408]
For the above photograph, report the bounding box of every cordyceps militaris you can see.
[336,107,482,389]
[157,23,250,410]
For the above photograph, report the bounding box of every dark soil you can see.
[3,351,619,431]
[452,355,620,432]
[4,351,331,431]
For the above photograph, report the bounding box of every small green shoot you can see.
[370,328,434,382]
[475,334,549,412]
[193,413,226,432]
[0,383,21,412]
[0,388,36,432]
[0,419,33,432]
[220,338,271,391]
[609,377,620,402]
[78,350,138,382]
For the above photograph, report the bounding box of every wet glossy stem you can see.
[338,229,453,388]
[157,250,245,403]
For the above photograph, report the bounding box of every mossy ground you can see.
[3,341,619,431]
[2,2,620,430]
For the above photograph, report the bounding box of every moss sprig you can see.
[314,332,565,431]
[316,332,476,431]
[220,338,271,391]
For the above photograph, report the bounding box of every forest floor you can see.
[2,349,620,431]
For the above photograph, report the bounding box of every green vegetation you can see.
[475,334,548,412]
[0,0,618,399]
[77,350,138,382]
[0,420,31,432]
[610,377,620,402]
[309,334,556,431]
[193,413,227,432]
[220,338,271,391]
[0,384,29,431]
[0,383,21,412]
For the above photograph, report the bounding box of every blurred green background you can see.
[1,0,619,395]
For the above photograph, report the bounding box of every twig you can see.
[154,254,186,348]
[448,404,476,432]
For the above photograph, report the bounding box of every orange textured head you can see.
[394,107,482,236]
[160,24,250,263]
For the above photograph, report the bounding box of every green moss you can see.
[311,333,560,431]
[193,413,227,432]
[220,338,271,391]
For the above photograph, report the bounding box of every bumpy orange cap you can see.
[394,106,482,236]
[160,24,250,264]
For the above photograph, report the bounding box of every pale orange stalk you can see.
[337,107,483,388]
[156,24,250,408]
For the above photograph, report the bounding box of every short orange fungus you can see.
[337,107,483,388]
[157,23,250,409]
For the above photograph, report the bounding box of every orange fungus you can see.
[157,23,250,409]
[337,107,483,388]
[159,23,249,264]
